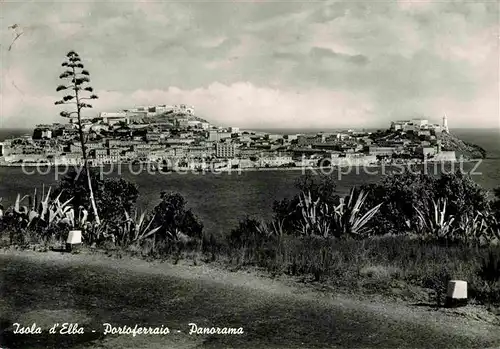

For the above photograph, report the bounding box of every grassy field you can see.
[1,249,500,349]
[219,235,500,307]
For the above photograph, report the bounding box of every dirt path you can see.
[1,249,499,348]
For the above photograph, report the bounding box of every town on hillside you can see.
[0,105,482,170]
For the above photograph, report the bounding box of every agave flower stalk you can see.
[55,51,100,225]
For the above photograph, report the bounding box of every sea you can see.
[0,128,499,235]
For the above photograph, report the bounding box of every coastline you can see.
[0,159,480,170]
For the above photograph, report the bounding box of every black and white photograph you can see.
[0,0,499,348]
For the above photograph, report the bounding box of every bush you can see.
[475,247,500,304]
[361,169,489,236]
[479,249,500,283]
[492,187,500,219]
[54,168,139,222]
[152,191,203,241]
[227,217,262,250]
[434,171,489,217]
[227,217,277,266]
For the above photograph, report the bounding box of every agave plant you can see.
[414,197,456,241]
[256,218,285,239]
[332,188,382,238]
[116,210,161,247]
[5,186,79,246]
[483,211,500,243]
[47,194,74,227]
[13,193,30,215]
[168,228,191,243]
[9,186,77,229]
[30,188,74,228]
[456,211,489,244]
[296,191,332,237]
[269,218,285,239]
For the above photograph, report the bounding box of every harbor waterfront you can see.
[0,111,484,171]
[1,127,498,235]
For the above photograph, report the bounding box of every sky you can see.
[0,0,499,130]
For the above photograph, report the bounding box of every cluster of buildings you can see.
[0,107,457,168]
[390,115,449,133]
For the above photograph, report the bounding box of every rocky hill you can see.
[131,111,209,125]
[370,128,487,160]
[437,132,486,159]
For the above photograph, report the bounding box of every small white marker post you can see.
[66,230,83,252]
[445,280,468,307]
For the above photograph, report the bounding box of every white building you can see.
[125,111,148,119]
[174,104,195,115]
[209,131,232,142]
[216,142,236,158]
[99,112,129,125]
[442,113,450,133]
[41,129,52,139]
[267,134,282,141]
[259,155,293,167]
[390,121,409,131]
[432,151,456,162]
[412,118,428,127]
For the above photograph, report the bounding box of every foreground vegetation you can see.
[1,168,500,308]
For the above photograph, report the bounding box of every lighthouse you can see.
[442,113,449,133]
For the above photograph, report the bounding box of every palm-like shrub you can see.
[414,198,456,241]
[415,197,500,245]
[113,210,161,247]
[296,191,332,237]
[293,188,382,239]
[457,211,488,244]
[483,212,500,243]
[13,187,74,227]
[272,173,340,233]
[4,186,76,244]
[331,188,382,239]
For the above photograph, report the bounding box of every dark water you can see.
[0,128,32,141]
[0,128,498,235]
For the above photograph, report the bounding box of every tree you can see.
[55,50,101,224]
